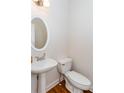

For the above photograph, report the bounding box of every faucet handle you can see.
[43,52,46,58]
[35,56,39,58]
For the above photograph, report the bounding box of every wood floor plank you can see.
[47,81,92,93]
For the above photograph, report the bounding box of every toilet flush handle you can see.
[62,64,65,66]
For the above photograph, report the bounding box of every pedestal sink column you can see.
[31,58,57,93]
[38,73,46,93]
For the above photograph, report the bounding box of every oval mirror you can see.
[31,17,48,51]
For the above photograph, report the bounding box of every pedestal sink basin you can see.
[31,58,57,74]
[31,58,57,93]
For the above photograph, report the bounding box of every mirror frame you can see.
[31,16,49,51]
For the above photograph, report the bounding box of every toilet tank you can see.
[58,58,72,74]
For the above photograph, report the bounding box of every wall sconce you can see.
[33,0,42,6]
[43,0,50,7]
[33,0,50,7]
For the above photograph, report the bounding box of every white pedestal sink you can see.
[31,58,57,93]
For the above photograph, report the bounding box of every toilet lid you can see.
[66,71,91,85]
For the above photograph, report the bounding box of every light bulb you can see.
[33,0,39,2]
[43,0,50,7]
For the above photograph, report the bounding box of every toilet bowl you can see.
[65,71,91,93]
[58,58,91,93]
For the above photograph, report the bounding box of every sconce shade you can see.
[33,0,50,7]
[33,0,43,6]
[43,0,50,7]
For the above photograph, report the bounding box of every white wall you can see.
[68,0,93,89]
[32,0,93,92]
[31,0,69,92]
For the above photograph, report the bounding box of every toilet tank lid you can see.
[58,58,72,64]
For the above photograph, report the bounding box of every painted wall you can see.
[31,0,69,93]
[32,0,93,92]
[68,0,93,90]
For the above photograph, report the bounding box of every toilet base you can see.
[65,78,83,93]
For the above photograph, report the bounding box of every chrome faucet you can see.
[35,52,46,61]
[35,56,42,61]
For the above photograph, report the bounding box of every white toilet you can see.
[58,58,91,93]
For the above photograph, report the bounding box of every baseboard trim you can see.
[46,79,59,92]
[89,86,93,92]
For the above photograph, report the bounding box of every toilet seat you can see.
[65,71,91,90]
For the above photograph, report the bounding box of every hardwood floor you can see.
[47,81,92,93]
